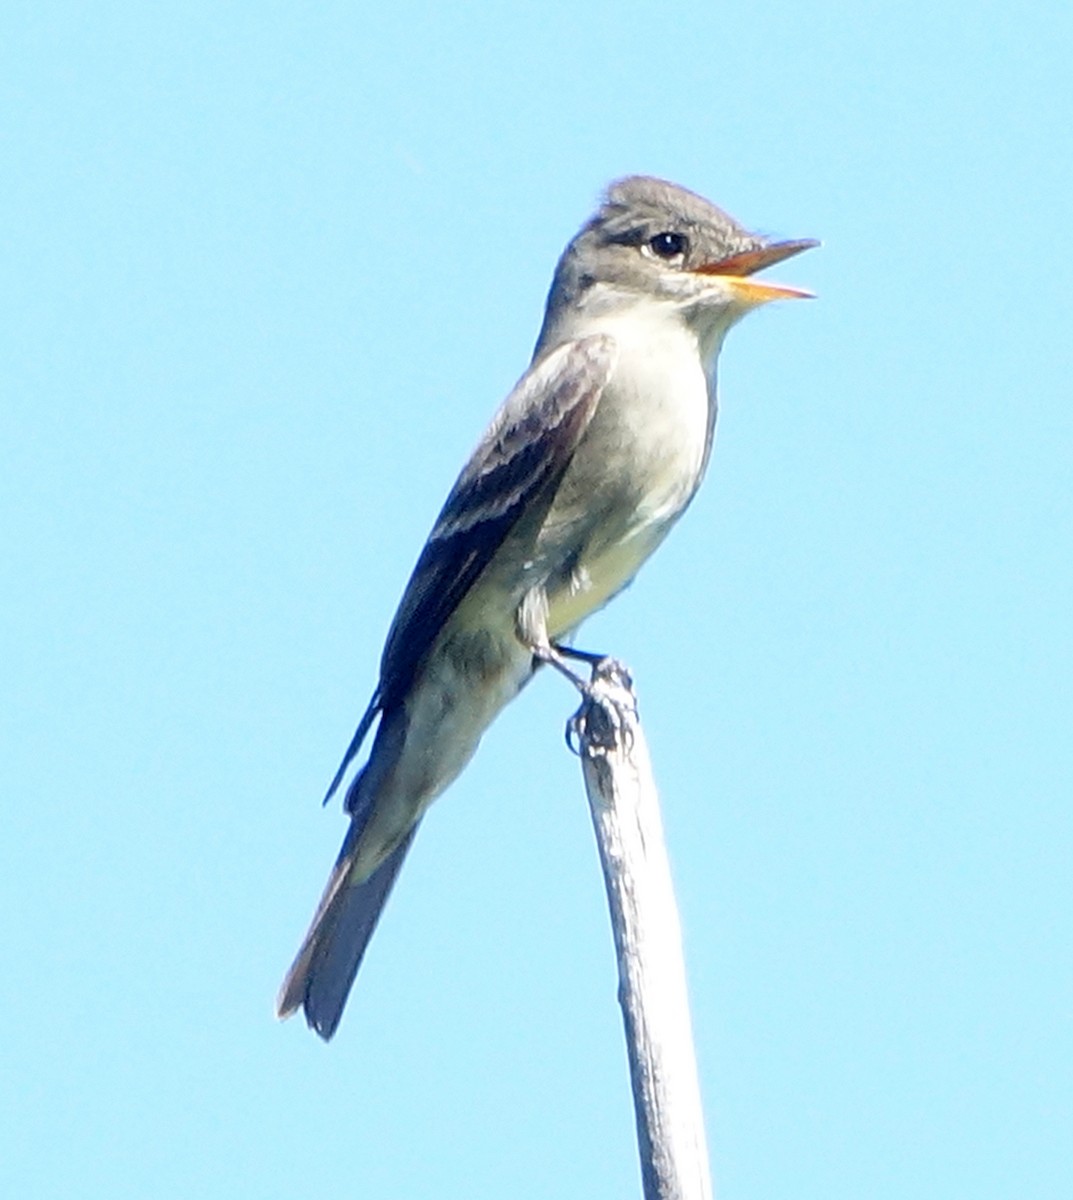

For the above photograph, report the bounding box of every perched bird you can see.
[278,176,816,1039]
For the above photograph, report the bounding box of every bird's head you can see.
[539,176,816,353]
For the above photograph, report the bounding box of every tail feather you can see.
[279,704,417,1039]
[277,821,419,1040]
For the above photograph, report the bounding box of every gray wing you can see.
[323,333,616,803]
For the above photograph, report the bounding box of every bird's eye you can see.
[647,231,689,260]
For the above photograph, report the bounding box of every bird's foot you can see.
[560,654,635,756]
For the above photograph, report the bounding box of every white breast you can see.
[588,302,715,523]
[541,301,723,637]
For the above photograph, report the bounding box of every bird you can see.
[277,176,816,1039]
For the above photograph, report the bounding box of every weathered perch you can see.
[570,658,713,1200]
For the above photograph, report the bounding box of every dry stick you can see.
[569,657,713,1200]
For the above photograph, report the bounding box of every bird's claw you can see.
[564,656,635,755]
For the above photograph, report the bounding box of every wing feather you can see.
[323,334,615,803]
[380,334,615,705]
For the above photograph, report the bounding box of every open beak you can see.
[693,237,819,305]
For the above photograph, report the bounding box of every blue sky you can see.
[3,2,1071,1197]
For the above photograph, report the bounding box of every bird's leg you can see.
[530,641,598,695]
[519,589,596,692]
[551,642,609,669]
[532,638,633,748]
[518,589,631,751]
[530,643,634,756]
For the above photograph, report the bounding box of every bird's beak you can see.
[693,237,819,306]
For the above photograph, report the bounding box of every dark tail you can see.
[278,704,419,1040]
[276,819,419,1040]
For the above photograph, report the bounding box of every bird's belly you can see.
[545,522,667,638]
[541,329,713,638]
